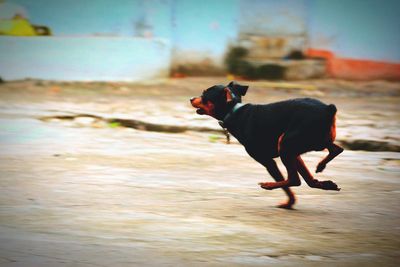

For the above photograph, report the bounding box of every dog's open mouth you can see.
[191,97,208,115]
[196,108,206,115]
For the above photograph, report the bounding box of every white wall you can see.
[0,36,171,81]
[308,0,400,62]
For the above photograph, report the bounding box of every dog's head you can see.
[190,81,248,120]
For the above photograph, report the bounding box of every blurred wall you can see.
[0,0,399,81]
[170,0,238,74]
[170,0,310,75]
[0,0,172,81]
[307,0,400,80]
[171,0,400,79]
[238,0,307,59]
[0,36,170,81]
[1,0,172,37]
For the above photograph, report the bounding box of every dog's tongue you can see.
[196,108,205,115]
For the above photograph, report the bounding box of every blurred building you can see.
[307,0,400,80]
[0,0,172,81]
[0,0,399,81]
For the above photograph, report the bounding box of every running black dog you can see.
[190,81,343,209]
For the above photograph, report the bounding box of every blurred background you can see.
[0,0,399,81]
[0,1,400,266]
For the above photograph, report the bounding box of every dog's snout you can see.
[190,97,195,103]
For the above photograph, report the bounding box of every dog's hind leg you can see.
[260,159,296,209]
[316,143,344,173]
[258,132,303,191]
[297,156,340,191]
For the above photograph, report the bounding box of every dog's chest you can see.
[227,105,286,149]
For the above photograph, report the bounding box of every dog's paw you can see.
[277,198,296,209]
[316,162,326,173]
[258,182,276,190]
[320,180,341,191]
[277,202,295,209]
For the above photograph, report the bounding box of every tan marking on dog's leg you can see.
[260,159,296,209]
[316,143,344,173]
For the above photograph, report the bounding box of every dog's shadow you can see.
[246,203,333,219]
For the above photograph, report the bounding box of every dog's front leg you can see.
[259,159,296,209]
[259,154,301,190]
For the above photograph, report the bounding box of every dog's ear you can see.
[224,87,233,103]
[228,81,248,96]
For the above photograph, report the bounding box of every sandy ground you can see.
[0,78,399,266]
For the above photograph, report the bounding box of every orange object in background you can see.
[307,48,400,80]
[49,86,61,95]
[171,72,187,78]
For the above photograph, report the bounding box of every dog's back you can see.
[224,98,337,158]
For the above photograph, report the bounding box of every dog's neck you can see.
[218,102,245,128]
